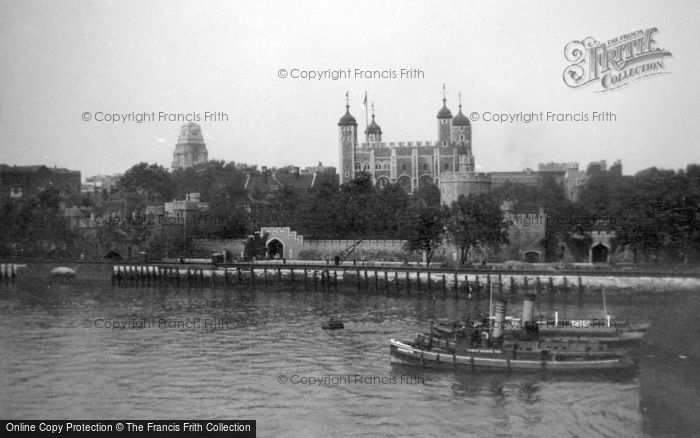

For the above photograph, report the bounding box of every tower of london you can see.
[337,88,490,204]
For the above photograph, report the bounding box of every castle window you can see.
[460,135,464,141]
[444,163,449,170]
[443,141,447,147]
[460,127,464,131]
[375,162,382,170]
[384,162,390,170]
[355,162,362,171]
[402,164,407,172]
[423,163,428,171]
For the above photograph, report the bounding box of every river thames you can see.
[1,278,698,437]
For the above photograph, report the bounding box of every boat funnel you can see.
[521,294,536,328]
[492,300,507,345]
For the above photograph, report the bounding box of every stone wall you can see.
[191,238,247,258]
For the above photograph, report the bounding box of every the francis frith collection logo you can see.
[563,28,672,92]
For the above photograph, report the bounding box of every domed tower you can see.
[172,122,208,170]
[437,84,453,146]
[364,103,382,144]
[338,92,358,184]
[452,92,474,172]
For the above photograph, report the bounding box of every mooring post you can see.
[510,276,515,294]
[453,273,458,293]
[536,276,541,294]
[237,267,242,285]
[498,274,503,295]
[475,275,480,293]
[406,271,410,293]
[563,276,568,294]
[578,276,583,295]
[548,277,554,293]
[442,274,447,293]
[357,269,361,291]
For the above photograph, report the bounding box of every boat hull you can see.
[390,339,635,372]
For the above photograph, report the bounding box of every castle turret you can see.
[365,103,382,144]
[437,84,452,146]
[452,93,474,172]
[338,92,358,184]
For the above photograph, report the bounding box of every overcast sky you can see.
[1,0,698,178]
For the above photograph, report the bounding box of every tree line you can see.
[1,160,698,266]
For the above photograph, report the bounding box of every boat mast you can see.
[489,275,494,340]
[602,288,608,326]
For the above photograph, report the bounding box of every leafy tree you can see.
[446,193,508,264]
[118,162,173,202]
[403,199,446,266]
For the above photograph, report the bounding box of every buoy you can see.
[50,267,76,278]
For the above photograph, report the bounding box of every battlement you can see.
[360,141,437,148]
[439,171,491,182]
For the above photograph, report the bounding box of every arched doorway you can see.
[267,239,284,260]
[397,175,411,193]
[418,174,434,188]
[376,176,390,189]
[591,244,608,263]
[523,251,540,263]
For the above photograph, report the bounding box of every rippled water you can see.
[0,278,698,437]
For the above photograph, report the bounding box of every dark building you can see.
[0,164,81,201]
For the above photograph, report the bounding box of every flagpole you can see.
[364,90,369,147]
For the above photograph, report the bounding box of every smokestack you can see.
[492,300,507,345]
[521,294,536,328]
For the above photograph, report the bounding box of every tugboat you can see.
[432,293,647,350]
[390,300,636,372]
[322,315,344,330]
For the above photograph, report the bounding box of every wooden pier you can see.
[109,262,604,297]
